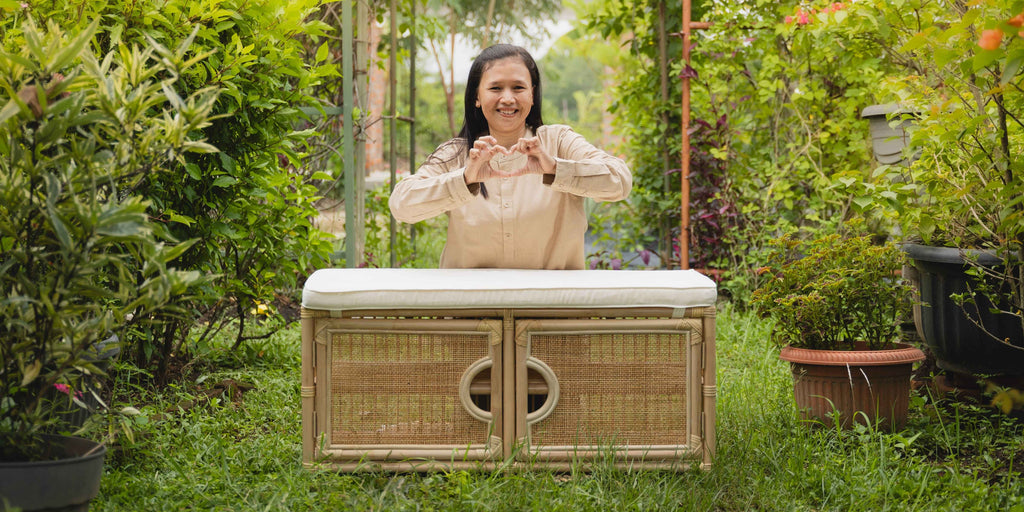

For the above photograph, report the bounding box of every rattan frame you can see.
[302,306,716,471]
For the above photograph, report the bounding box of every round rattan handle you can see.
[524,357,559,425]
[459,357,493,423]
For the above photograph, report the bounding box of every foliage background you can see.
[1,0,336,380]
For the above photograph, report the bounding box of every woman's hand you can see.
[464,136,513,184]
[508,136,556,176]
[464,135,556,186]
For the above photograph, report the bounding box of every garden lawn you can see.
[95,304,1024,511]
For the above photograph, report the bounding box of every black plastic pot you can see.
[903,243,1024,376]
[0,435,106,512]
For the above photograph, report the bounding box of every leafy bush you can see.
[574,1,896,304]
[0,19,212,459]
[750,234,913,350]
[585,200,656,270]
[362,181,447,269]
[832,0,1024,344]
[578,0,728,270]
[2,0,336,379]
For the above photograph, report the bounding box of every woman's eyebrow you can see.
[484,78,530,86]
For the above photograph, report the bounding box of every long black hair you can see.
[425,44,544,198]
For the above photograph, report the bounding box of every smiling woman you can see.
[389,44,632,270]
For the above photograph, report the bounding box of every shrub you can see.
[750,234,913,350]
[0,19,213,459]
[2,0,336,379]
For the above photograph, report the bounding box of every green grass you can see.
[93,304,1024,511]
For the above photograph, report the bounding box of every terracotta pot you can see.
[780,342,925,431]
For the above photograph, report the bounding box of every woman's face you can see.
[475,56,534,142]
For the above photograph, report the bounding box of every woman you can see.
[388,44,631,269]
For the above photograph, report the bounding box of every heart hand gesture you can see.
[464,135,555,186]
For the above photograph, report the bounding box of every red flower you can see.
[978,28,1004,50]
[1008,13,1024,28]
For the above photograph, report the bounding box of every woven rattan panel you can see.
[329,331,490,445]
[528,331,689,446]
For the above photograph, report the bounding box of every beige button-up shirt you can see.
[388,124,632,269]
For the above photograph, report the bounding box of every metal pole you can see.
[680,0,692,270]
[343,0,356,267]
[389,0,398,268]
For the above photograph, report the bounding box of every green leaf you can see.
[212,176,237,188]
[315,42,329,63]
[852,196,873,209]
[899,30,930,52]
[934,48,958,68]
[20,360,41,386]
[156,239,198,264]
[919,215,936,238]
[973,50,1001,72]
[1002,54,1023,86]
[0,97,22,125]
[168,212,195,226]
[218,152,236,173]
[47,208,73,250]
[183,141,219,153]
[51,19,99,71]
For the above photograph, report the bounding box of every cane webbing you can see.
[528,331,689,446]
[330,331,491,445]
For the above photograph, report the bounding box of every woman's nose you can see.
[499,89,514,102]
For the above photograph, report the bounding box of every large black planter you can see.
[903,243,1024,375]
[0,435,106,512]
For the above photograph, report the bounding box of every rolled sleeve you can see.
[389,154,477,224]
[541,127,632,201]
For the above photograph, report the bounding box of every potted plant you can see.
[0,20,212,510]
[839,0,1024,377]
[751,233,925,430]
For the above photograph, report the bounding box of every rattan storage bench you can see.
[301,268,717,471]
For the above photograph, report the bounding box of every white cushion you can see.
[302,268,717,311]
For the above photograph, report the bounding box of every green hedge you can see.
[1,0,336,379]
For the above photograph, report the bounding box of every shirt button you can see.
[504,233,512,238]
[503,202,511,208]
